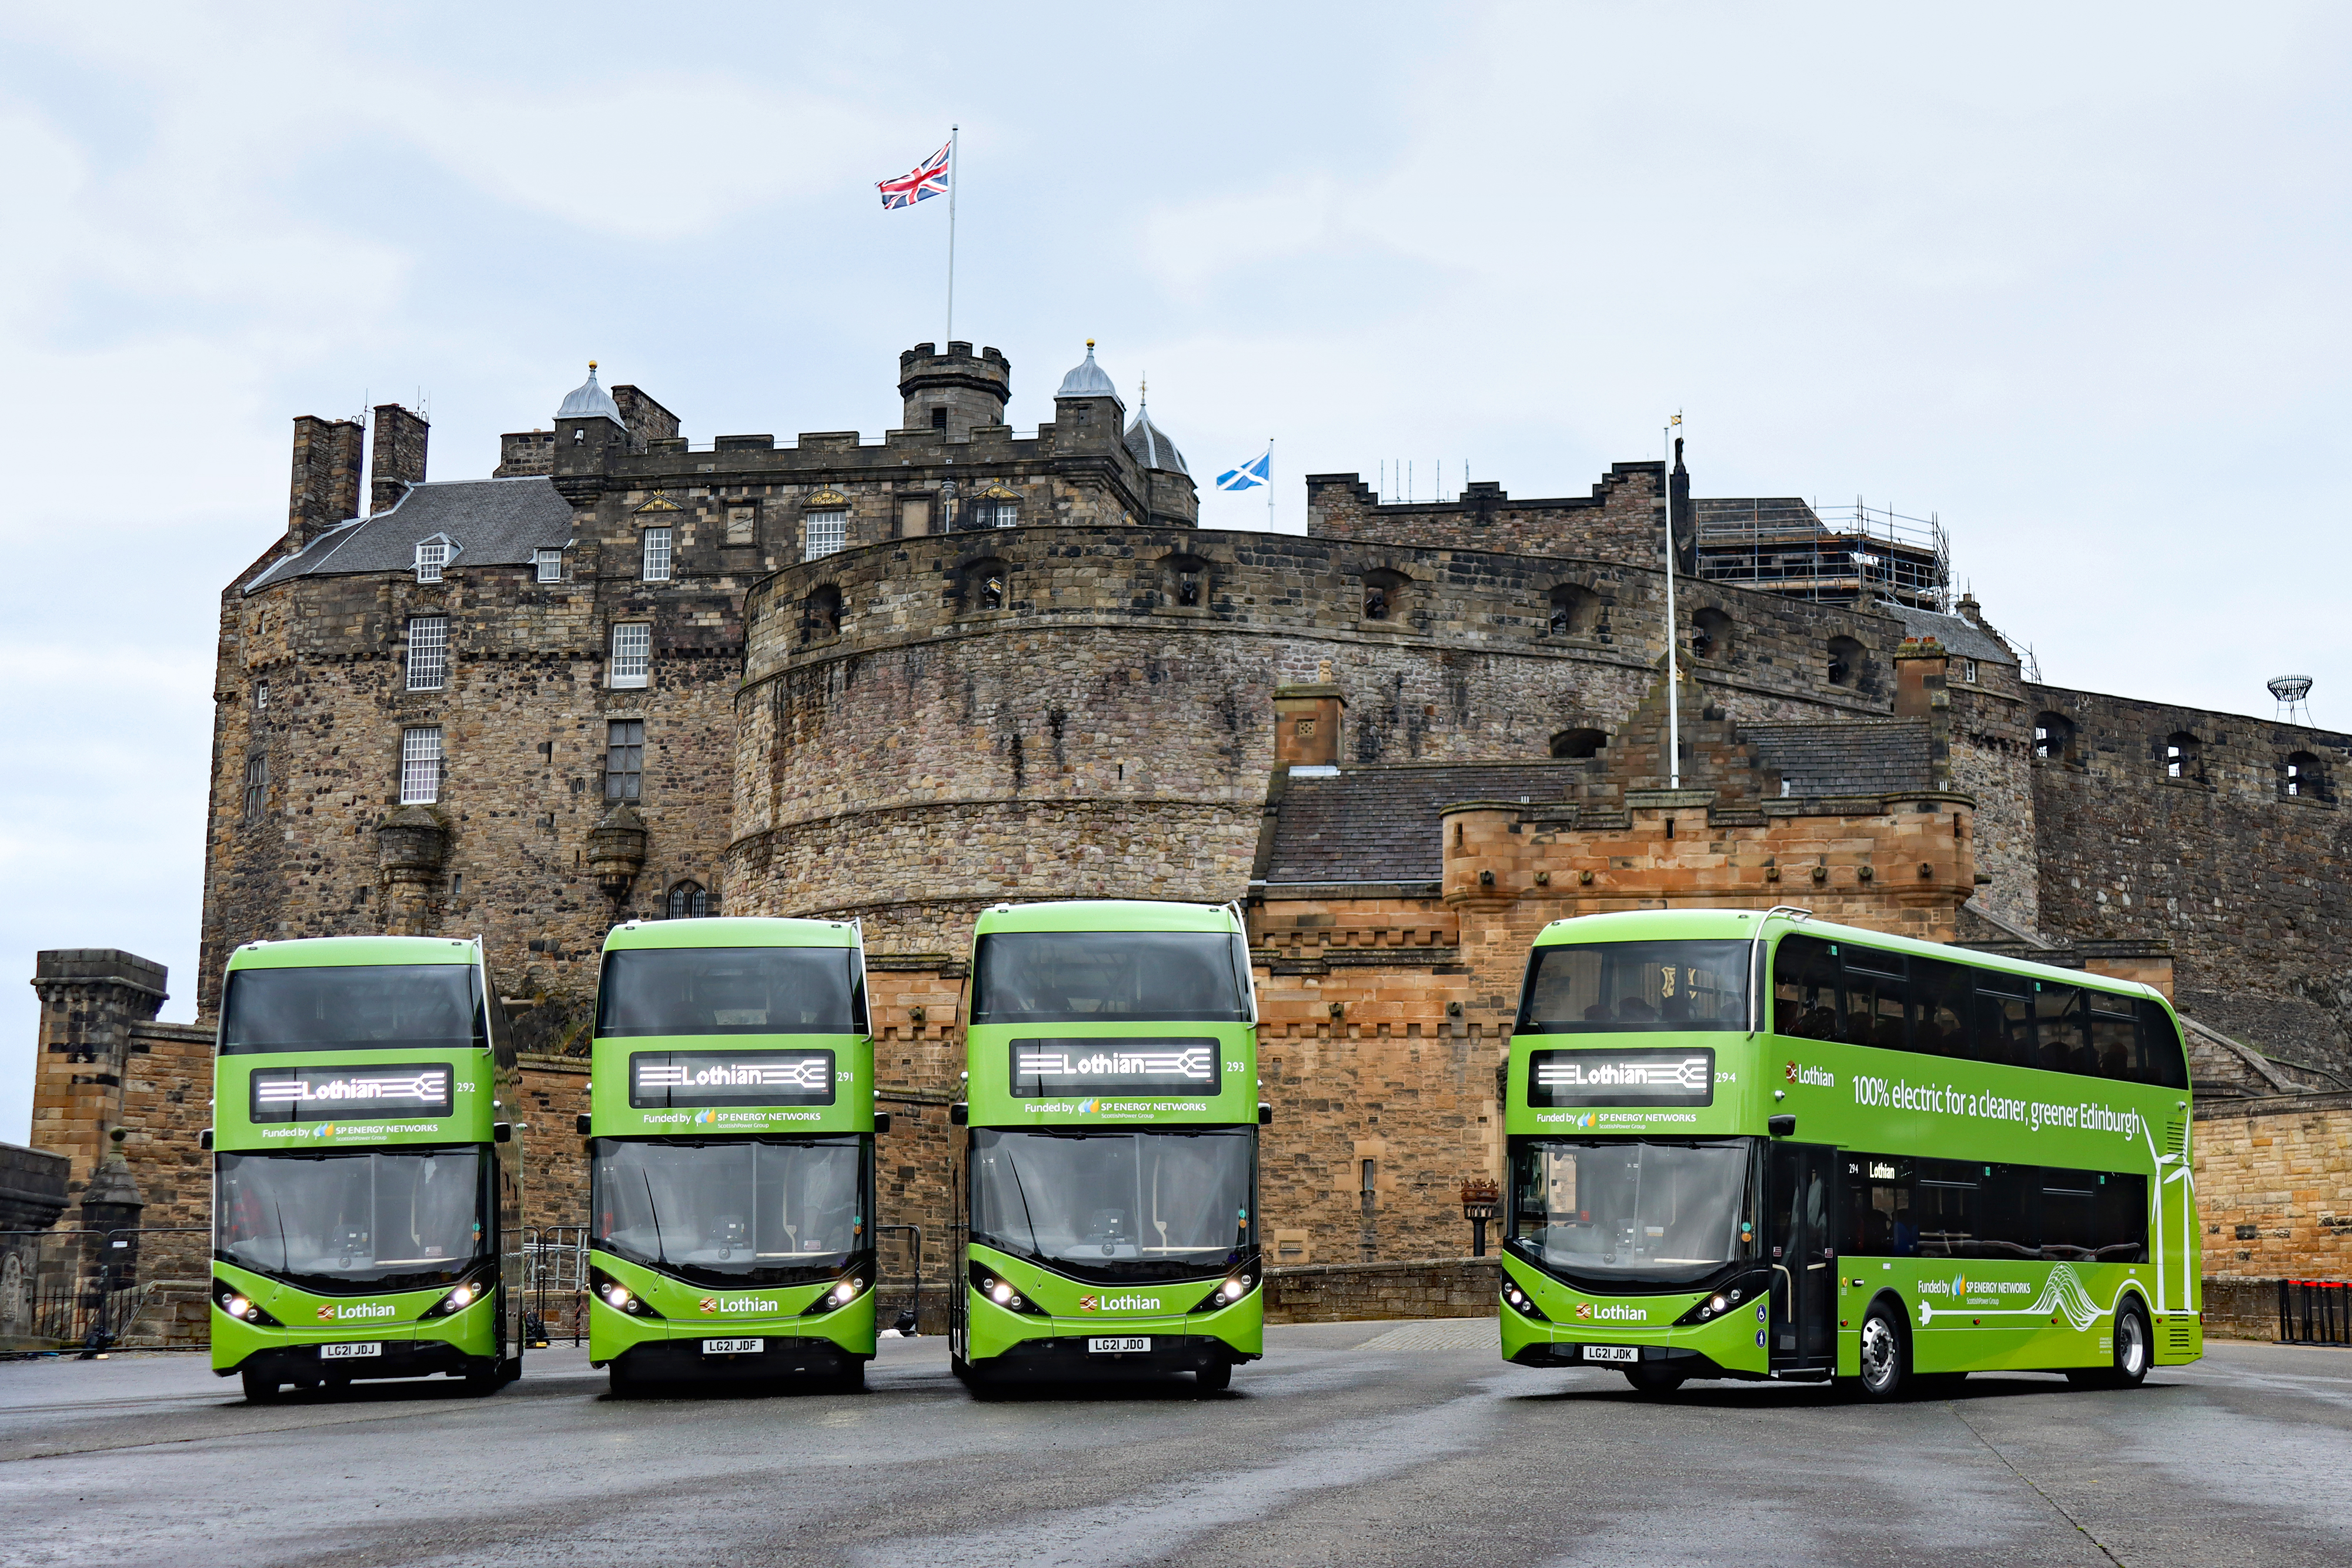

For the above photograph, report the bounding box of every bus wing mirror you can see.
[494,1121,514,1144]
[1768,1114,1796,1138]
[1258,1102,1273,1126]
[950,1102,968,1126]
[199,1128,213,1151]
[575,1113,592,1136]
[874,1111,893,1134]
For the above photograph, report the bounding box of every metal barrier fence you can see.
[0,1226,212,1353]
[525,1226,589,1348]
[2279,1278,2352,1346]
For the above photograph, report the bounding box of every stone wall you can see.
[1305,464,1671,569]
[2191,1091,2352,1280]
[1264,1256,1501,1324]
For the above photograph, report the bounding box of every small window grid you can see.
[1962,658,1979,684]
[971,499,1018,529]
[242,754,268,824]
[406,615,448,691]
[604,720,644,801]
[400,726,443,804]
[642,528,672,582]
[667,880,709,919]
[535,548,564,583]
[610,623,651,689]
[803,510,847,561]
[415,540,447,583]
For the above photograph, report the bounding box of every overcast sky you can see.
[4,2,2348,1140]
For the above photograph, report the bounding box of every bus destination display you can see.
[1008,1038,1219,1097]
[248,1064,453,1123]
[628,1050,836,1109]
[1528,1048,1714,1108]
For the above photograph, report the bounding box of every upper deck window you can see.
[1515,940,1750,1034]
[220,963,485,1055]
[971,931,1251,1027]
[596,945,864,1037]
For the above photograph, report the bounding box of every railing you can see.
[2279,1278,2352,1346]
[874,1224,925,1336]
[525,1226,590,1348]
[0,1226,212,1352]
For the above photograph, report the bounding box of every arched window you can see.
[1550,727,1606,760]
[1826,636,1865,687]
[2285,751,2325,799]
[1546,584,1596,636]
[667,881,709,920]
[2033,711,2074,763]
[2163,731,2201,781]
[1691,607,1732,660]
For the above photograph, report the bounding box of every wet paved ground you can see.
[1,1325,2346,1567]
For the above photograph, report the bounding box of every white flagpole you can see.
[946,125,958,344]
[1664,414,1681,790]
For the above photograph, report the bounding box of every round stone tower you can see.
[897,341,1011,440]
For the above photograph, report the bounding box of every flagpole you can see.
[1664,415,1681,790]
[945,125,958,344]
[1266,438,1274,531]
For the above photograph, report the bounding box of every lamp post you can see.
[1460,1177,1501,1258]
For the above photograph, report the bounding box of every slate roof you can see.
[1887,603,2014,666]
[1124,409,1188,476]
[1262,764,1586,885]
[1745,719,1935,797]
[247,478,574,593]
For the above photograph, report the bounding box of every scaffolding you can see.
[1695,496,1950,612]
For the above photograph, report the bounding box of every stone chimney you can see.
[287,416,363,549]
[1274,662,1345,768]
[1893,636,1953,787]
[30,950,168,1201]
[369,403,429,516]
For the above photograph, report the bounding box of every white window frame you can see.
[400,726,443,804]
[973,499,1018,529]
[610,623,651,689]
[406,614,447,691]
[1961,658,1979,684]
[535,548,564,583]
[642,527,672,582]
[803,509,847,562]
[415,540,449,583]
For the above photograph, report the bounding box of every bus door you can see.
[1767,1144,1837,1372]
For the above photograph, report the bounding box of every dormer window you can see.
[535,548,563,583]
[415,540,449,583]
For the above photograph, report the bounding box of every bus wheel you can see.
[240,1370,280,1403]
[831,1363,867,1393]
[2074,1302,2151,1390]
[1622,1363,1685,1395]
[1194,1360,1232,1394]
[1857,1302,1909,1401]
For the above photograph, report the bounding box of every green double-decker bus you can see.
[584,917,880,1393]
[210,936,524,1401]
[1499,908,2199,1399]
[950,900,1267,1391]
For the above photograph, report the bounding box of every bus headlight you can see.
[801,1273,870,1316]
[1501,1279,1550,1322]
[211,1279,283,1326]
[430,1278,490,1316]
[589,1268,663,1319]
[1188,1261,1262,1314]
[1675,1270,1772,1326]
[968,1263,1045,1316]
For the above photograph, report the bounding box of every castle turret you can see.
[898,341,1010,440]
[1124,386,1198,527]
[552,362,628,502]
[1050,341,1125,462]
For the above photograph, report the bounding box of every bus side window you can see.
[1910,958,1970,1059]
[2134,999,2190,1089]
[1914,1159,1977,1256]
[2033,984,2089,1075]
[2088,996,2136,1081]
[1841,950,1908,1049]
[1842,1155,1913,1256]
[1772,934,1840,1039]
[1974,989,2033,1069]
[2096,1171,2150,1262]
[1977,1164,2039,1259]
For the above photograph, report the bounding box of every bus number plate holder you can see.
[1581,1345,1638,1364]
[320,1342,381,1360]
[1088,1337,1151,1353]
[702,1338,763,1355]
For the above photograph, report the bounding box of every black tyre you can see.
[2073,1300,2151,1390]
[1622,1362,1686,1395]
[832,1363,867,1393]
[1856,1300,1909,1401]
[1195,1360,1232,1393]
[606,1361,642,1398]
[240,1369,280,1403]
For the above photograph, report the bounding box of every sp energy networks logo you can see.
[698,1295,782,1314]
[314,1302,396,1323]
[1078,1293,1163,1313]
[1572,1301,1649,1323]
[1785,1061,1835,1088]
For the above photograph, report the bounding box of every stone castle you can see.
[18,337,2352,1315]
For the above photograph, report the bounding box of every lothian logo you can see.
[1078,1295,1100,1311]
[1574,1302,1594,1320]
[700,1298,718,1313]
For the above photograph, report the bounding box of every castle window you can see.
[805,584,844,641]
[1550,727,1606,760]
[641,527,672,582]
[803,509,847,561]
[254,681,268,711]
[2163,731,2201,781]
[405,615,447,691]
[930,406,948,430]
[970,497,1018,529]
[1363,568,1410,623]
[241,753,268,824]
[898,496,931,537]
[2285,751,2324,799]
[725,506,756,546]
[2033,711,2074,763]
[1546,584,1597,636]
[666,880,709,920]
[1691,606,1732,660]
[415,540,447,583]
[1962,658,1980,684]
[604,719,643,801]
[1826,635,1865,687]
[535,548,564,583]
[610,623,650,689]
[399,726,443,805]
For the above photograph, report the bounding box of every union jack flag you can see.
[877,141,951,210]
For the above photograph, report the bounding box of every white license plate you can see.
[1088,1336,1151,1353]
[320,1342,381,1360]
[1582,1345,1639,1364]
[702,1338,763,1355]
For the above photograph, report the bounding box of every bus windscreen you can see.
[970,1128,1253,1282]
[593,1136,863,1287]
[215,1148,488,1293]
[1516,941,1750,1034]
[596,947,863,1037]
[970,932,1250,1025]
[219,964,483,1056]
[1510,1138,1750,1284]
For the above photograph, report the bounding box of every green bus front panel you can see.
[963,1242,1264,1365]
[1497,1251,1769,1376]
[587,1249,877,1369]
[210,1259,503,1380]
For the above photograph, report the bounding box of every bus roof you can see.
[971,899,1238,936]
[600,916,858,952]
[1529,907,2168,1008]
[224,935,479,971]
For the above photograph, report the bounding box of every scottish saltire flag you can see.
[1216,452,1271,491]
[877,142,951,209]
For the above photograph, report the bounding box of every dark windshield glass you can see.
[1516,941,1750,1034]
[221,964,483,1056]
[592,1137,866,1288]
[971,931,1249,1025]
[970,1128,1254,1283]
[215,1148,487,1293]
[596,947,864,1037]
[1509,1138,1753,1285]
